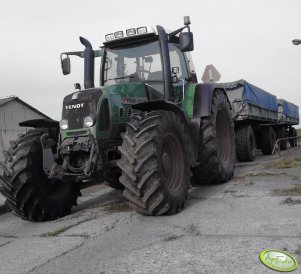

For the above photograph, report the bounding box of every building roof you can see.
[0,96,51,119]
[0,96,15,107]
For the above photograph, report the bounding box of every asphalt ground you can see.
[0,147,300,274]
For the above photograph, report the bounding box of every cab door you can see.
[168,43,190,104]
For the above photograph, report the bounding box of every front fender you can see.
[132,100,190,127]
[19,119,59,130]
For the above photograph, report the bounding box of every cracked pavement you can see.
[0,149,301,274]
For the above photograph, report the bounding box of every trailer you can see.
[223,80,299,161]
[277,99,299,148]
[277,99,299,125]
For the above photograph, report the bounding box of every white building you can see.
[0,96,50,160]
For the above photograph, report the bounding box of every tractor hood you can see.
[61,82,162,131]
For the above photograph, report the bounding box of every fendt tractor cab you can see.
[0,17,235,221]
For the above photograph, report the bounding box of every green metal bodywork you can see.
[180,83,197,118]
[60,82,197,142]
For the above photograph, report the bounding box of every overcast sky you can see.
[1,0,301,124]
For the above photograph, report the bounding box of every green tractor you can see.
[0,17,235,221]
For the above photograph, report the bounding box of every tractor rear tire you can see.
[235,125,256,162]
[193,89,235,184]
[118,111,190,215]
[0,128,80,221]
[288,127,297,147]
[277,127,288,151]
[260,126,276,155]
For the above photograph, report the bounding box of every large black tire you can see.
[193,90,235,184]
[288,127,298,148]
[277,127,288,151]
[0,128,81,221]
[235,125,256,162]
[118,111,190,215]
[260,126,276,155]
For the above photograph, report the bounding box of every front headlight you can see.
[59,119,68,130]
[83,116,95,128]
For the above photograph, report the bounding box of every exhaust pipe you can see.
[79,36,94,89]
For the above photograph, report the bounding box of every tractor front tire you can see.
[118,111,190,215]
[0,128,80,221]
[193,89,235,184]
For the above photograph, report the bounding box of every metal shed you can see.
[0,96,50,160]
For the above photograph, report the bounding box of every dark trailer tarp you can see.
[222,79,278,123]
[277,99,299,125]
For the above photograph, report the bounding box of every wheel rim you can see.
[216,109,232,163]
[161,133,184,193]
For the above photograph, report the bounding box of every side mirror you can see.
[61,56,71,75]
[179,32,194,52]
[172,67,179,74]
[171,67,180,83]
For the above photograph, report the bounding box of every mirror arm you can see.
[60,51,84,60]
[168,25,190,39]
[60,49,103,62]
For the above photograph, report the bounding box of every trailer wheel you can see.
[118,111,190,215]
[260,126,276,155]
[288,127,298,147]
[235,125,256,162]
[0,128,80,221]
[277,127,288,151]
[193,89,235,184]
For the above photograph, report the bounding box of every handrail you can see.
[272,135,301,155]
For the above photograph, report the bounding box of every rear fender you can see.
[193,83,231,117]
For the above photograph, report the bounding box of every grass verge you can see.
[265,157,301,169]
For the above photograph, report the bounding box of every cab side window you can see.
[168,43,189,81]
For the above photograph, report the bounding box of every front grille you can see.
[68,104,91,129]
[62,88,102,130]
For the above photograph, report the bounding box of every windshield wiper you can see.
[104,75,134,82]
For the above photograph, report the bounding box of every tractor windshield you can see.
[103,41,163,90]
